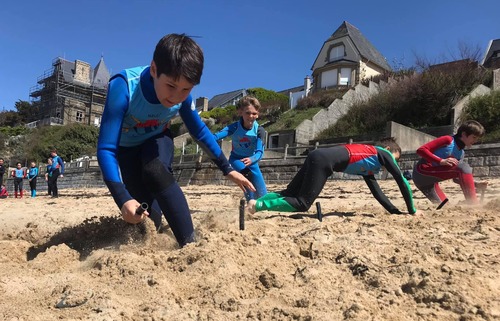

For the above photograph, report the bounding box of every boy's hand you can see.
[121,199,149,224]
[226,171,256,193]
[241,157,252,167]
[440,157,458,167]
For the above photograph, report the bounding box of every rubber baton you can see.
[135,202,148,215]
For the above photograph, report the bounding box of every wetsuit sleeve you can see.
[97,74,133,208]
[248,126,266,164]
[417,136,454,163]
[213,122,237,141]
[378,150,416,214]
[0,166,4,176]
[57,157,65,174]
[179,97,233,175]
[363,175,402,214]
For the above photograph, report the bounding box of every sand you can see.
[0,178,499,321]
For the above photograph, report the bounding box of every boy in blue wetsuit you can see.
[247,138,418,215]
[45,157,53,196]
[48,149,65,198]
[27,161,39,198]
[213,96,267,201]
[11,162,26,198]
[97,33,255,247]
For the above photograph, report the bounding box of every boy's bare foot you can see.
[246,199,256,214]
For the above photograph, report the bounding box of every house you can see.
[29,56,110,127]
[311,21,391,91]
[207,89,247,110]
[481,38,500,69]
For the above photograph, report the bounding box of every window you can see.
[339,68,351,85]
[94,116,101,127]
[269,134,279,149]
[76,111,84,122]
[329,45,345,61]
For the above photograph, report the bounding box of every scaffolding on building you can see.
[29,56,110,127]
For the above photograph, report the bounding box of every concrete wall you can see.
[5,144,500,196]
[387,121,437,152]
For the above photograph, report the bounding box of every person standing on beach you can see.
[11,162,26,198]
[48,149,64,198]
[27,161,39,198]
[45,157,53,196]
[0,158,5,185]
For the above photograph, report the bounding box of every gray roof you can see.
[481,39,500,67]
[277,85,303,95]
[328,21,391,71]
[208,89,246,110]
[93,56,111,89]
[54,57,110,88]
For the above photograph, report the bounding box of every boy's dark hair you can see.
[153,33,204,85]
[376,137,401,154]
[16,162,21,166]
[237,96,261,111]
[456,120,485,138]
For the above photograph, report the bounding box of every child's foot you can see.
[246,199,256,214]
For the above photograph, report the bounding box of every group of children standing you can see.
[0,149,64,199]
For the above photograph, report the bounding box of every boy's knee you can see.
[142,158,175,192]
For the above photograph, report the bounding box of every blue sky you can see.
[1,0,499,111]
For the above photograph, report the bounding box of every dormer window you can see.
[329,44,345,61]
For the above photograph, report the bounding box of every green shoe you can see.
[258,192,282,201]
[256,197,297,212]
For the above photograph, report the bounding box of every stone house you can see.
[311,21,391,90]
[29,56,110,127]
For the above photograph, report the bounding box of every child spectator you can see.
[11,162,26,198]
[412,120,486,206]
[45,158,53,196]
[0,184,8,198]
[0,158,5,185]
[48,149,64,198]
[27,161,39,198]
[213,96,267,201]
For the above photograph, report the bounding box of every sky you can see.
[1,0,499,111]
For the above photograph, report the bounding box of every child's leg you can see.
[140,133,195,247]
[283,147,346,212]
[247,163,267,199]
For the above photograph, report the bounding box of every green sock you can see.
[256,197,298,212]
[258,192,282,201]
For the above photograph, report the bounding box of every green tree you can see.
[15,100,39,124]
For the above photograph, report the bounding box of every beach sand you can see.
[0,179,499,320]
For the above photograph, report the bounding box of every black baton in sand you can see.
[239,199,245,230]
[316,202,322,222]
[436,198,448,210]
[135,202,148,215]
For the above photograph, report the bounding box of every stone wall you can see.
[5,144,500,194]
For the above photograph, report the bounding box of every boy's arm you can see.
[379,150,416,214]
[179,96,233,175]
[247,126,266,164]
[417,136,454,163]
[213,123,237,141]
[363,175,402,214]
[97,75,133,209]
[57,157,65,175]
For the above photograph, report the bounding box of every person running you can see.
[247,137,418,215]
[11,162,26,198]
[27,161,39,198]
[213,96,267,201]
[97,33,255,247]
[412,120,486,206]
[48,149,65,198]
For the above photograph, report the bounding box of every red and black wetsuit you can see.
[276,144,416,214]
[412,135,477,203]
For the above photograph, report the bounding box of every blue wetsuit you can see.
[48,155,64,197]
[214,118,267,200]
[97,66,233,246]
[27,166,39,197]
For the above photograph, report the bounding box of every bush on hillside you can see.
[461,90,500,143]
[295,88,346,110]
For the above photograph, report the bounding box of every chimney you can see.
[304,76,312,97]
[196,97,209,112]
